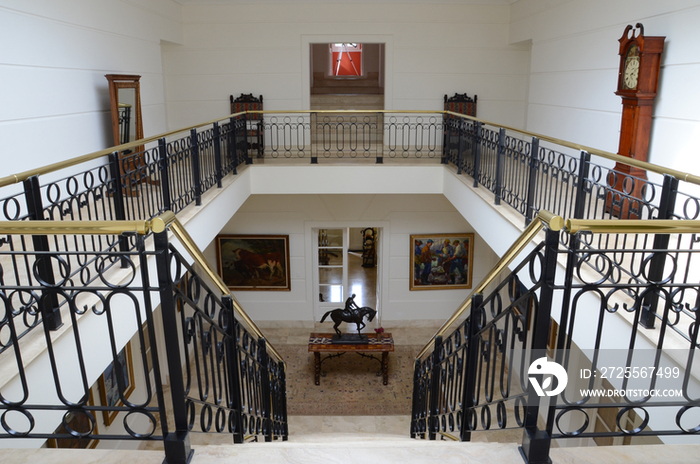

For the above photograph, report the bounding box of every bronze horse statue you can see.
[320,306,377,337]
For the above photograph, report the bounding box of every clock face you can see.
[622,44,640,90]
[624,57,640,89]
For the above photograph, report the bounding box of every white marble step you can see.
[192,440,525,464]
[3,440,700,464]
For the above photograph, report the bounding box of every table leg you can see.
[382,351,389,385]
[314,352,321,385]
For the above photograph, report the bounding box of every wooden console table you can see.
[308,333,394,385]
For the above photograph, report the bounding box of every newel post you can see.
[153,230,193,464]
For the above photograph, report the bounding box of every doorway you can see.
[309,43,385,110]
[314,227,379,331]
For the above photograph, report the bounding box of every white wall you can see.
[161,2,530,129]
[202,193,499,324]
[0,0,183,177]
[510,0,700,177]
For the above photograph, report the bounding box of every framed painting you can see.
[410,233,474,290]
[216,235,291,291]
[98,342,135,426]
[47,389,99,449]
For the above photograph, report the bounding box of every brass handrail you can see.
[0,111,247,188]
[415,210,565,361]
[0,212,285,367]
[2,110,699,188]
[566,218,700,234]
[438,432,459,441]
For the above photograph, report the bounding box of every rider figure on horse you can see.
[320,294,376,338]
[343,294,359,315]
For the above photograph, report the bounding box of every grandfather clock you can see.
[607,23,665,218]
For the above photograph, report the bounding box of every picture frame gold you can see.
[216,235,291,291]
[410,233,474,290]
[98,342,135,426]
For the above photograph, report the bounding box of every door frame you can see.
[306,221,389,325]
[302,34,393,111]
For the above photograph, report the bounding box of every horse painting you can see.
[320,306,377,337]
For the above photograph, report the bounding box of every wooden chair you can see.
[230,93,264,157]
[444,93,477,118]
[443,93,477,162]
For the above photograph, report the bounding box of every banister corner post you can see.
[519,227,558,464]
[376,111,383,164]
[243,114,252,165]
[153,230,193,464]
[428,335,443,441]
[524,137,540,226]
[189,129,202,206]
[494,127,506,206]
[410,358,420,439]
[213,122,223,188]
[473,122,482,188]
[23,175,62,331]
[311,112,318,165]
[456,119,465,174]
[228,117,238,174]
[279,359,289,441]
[573,151,591,221]
[157,138,172,213]
[259,338,273,442]
[641,174,680,329]
[460,292,483,442]
[108,152,130,268]
[222,296,245,444]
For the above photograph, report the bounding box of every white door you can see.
[314,228,348,322]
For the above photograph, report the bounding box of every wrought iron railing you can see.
[0,214,287,463]
[2,106,699,361]
[412,214,700,462]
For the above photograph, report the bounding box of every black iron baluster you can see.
[472,122,482,188]
[213,122,223,188]
[460,293,483,441]
[524,137,540,226]
[190,129,202,206]
[520,228,558,464]
[158,138,172,214]
[154,231,193,464]
[428,335,442,440]
[23,175,62,331]
[494,128,506,206]
[640,174,680,329]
